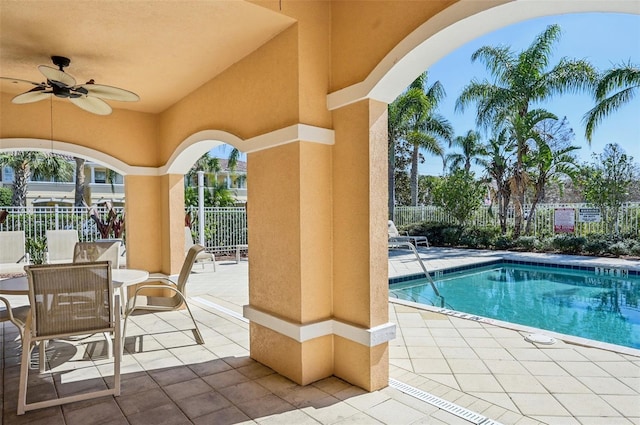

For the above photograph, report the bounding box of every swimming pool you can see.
[389,263,640,350]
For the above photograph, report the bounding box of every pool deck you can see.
[1,248,639,424]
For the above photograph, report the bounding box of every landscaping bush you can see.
[396,218,638,259]
[551,235,586,254]
[459,226,501,248]
[491,235,514,250]
[514,236,539,251]
[608,241,630,256]
[583,234,611,255]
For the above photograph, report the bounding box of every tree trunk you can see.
[388,140,396,220]
[74,157,87,207]
[410,145,419,206]
[512,148,526,239]
[498,188,510,235]
[11,162,29,207]
[524,187,544,235]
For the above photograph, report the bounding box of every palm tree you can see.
[405,72,453,205]
[186,153,221,187]
[0,151,74,206]
[456,24,596,237]
[524,116,580,235]
[445,130,483,173]
[477,131,513,234]
[584,62,640,143]
[387,83,424,215]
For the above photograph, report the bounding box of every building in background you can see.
[0,160,124,207]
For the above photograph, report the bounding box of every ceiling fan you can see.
[1,56,139,115]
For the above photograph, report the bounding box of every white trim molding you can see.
[162,124,335,174]
[243,124,335,154]
[0,138,157,176]
[243,305,397,347]
[2,123,335,177]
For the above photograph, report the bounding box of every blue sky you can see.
[211,13,639,175]
[421,12,640,175]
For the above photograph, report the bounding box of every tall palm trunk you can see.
[388,141,396,220]
[11,162,29,206]
[410,145,420,206]
[74,157,87,207]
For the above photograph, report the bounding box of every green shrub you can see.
[629,241,640,256]
[0,187,12,206]
[492,235,514,250]
[551,235,586,254]
[459,226,501,248]
[514,236,539,251]
[26,237,46,264]
[608,241,630,256]
[583,234,611,255]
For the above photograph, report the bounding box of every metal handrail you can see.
[388,240,445,308]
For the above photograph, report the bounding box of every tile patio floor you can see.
[1,248,639,424]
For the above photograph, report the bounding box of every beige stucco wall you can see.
[330,0,455,91]
[0,93,160,167]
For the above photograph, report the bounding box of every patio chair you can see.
[185,227,216,271]
[0,231,30,274]
[73,241,121,269]
[18,262,121,415]
[123,244,205,345]
[0,296,29,343]
[45,229,79,264]
[388,220,429,247]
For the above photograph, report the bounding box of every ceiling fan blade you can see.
[69,96,112,115]
[77,83,140,102]
[12,87,52,104]
[0,76,46,87]
[38,65,76,87]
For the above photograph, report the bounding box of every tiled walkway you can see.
[1,248,639,424]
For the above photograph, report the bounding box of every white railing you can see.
[0,205,113,242]
[393,203,640,237]
[185,206,247,254]
[0,205,248,255]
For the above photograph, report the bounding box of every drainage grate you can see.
[388,379,503,425]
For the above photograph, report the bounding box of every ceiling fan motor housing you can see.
[51,55,71,70]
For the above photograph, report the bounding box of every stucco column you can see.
[245,141,334,386]
[332,99,391,391]
[244,99,394,392]
[124,174,185,274]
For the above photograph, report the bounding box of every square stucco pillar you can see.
[332,99,391,391]
[245,141,333,386]
[124,174,185,274]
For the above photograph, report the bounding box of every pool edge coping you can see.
[389,297,640,358]
[388,251,640,357]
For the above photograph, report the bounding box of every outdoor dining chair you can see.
[185,227,216,271]
[0,230,30,273]
[45,229,79,264]
[73,240,121,269]
[0,296,29,343]
[18,262,121,415]
[123,244,205,345]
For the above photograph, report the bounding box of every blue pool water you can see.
[390,264,640,350]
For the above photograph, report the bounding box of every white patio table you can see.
[0,268,149,295]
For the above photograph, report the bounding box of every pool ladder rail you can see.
[388,240,446,308]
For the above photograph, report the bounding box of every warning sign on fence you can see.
[578,208,602,223]
[554,208,575,233]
